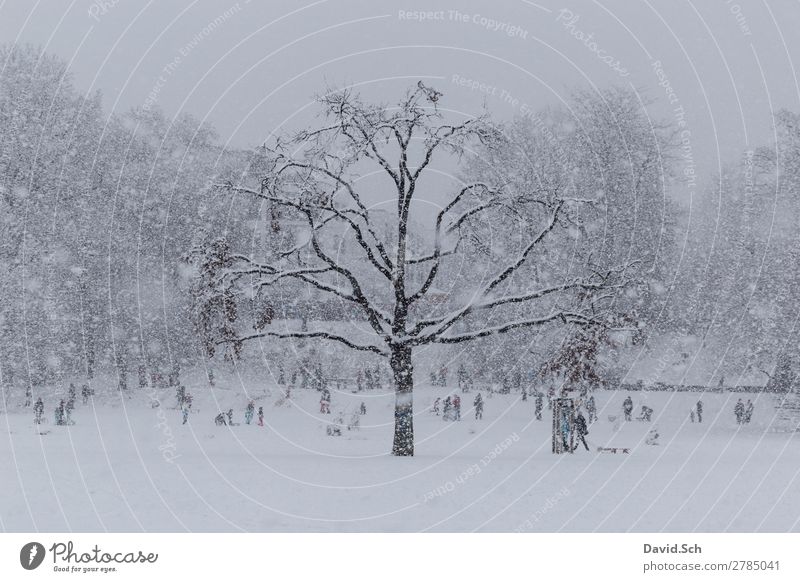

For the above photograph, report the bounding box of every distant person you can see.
[573,411,589,452]
[214,412,227,426]
[734,399,745,424]
[474,393,484,420]
[623,395,633,421]
[34,397,44,424]
[432,397,441,415]
[744,399,754,424]
[257,406,264,427]
[359,402,367,415]
[65,398,75,425]
[453,394,462,420]
[245,401,255,425]
[535,392,543,420]
[696,400,703,423]
[443,396,452,421]
[55,400,65,426]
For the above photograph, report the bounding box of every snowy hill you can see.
[2,379,798,532]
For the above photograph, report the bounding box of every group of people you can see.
[622,395,655,422]
[430,387,600,425]
[442,394,462,420]
[354,367,384,391]
[431,393,487,421]
[33,383,87,426]
[429,366,449,387]
[555,401,591,453]
[213,401,264,427]
[734,399,755,424]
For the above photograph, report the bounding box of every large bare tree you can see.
[212,83,631,456]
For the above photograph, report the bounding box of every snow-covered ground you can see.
[2,381,799,532]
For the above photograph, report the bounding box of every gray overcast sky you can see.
[2,0,799,196]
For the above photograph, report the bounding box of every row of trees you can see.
[0,44,233,392]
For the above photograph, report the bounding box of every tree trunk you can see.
[390,344,414,456]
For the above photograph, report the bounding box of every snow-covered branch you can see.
[429,311,601,345]
[222,330,388,356]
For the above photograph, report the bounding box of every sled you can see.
[597,447,630,454]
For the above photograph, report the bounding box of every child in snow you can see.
[443,396,452,421]
[245,401,255,425]
[645,427,660,446]
[257,406,264,427]
[214,413,227,426]
[638,405,653,422]
[327,413,343,436]
[359,402,367,415]
[744,400,754,424]
[696,400,703,423]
